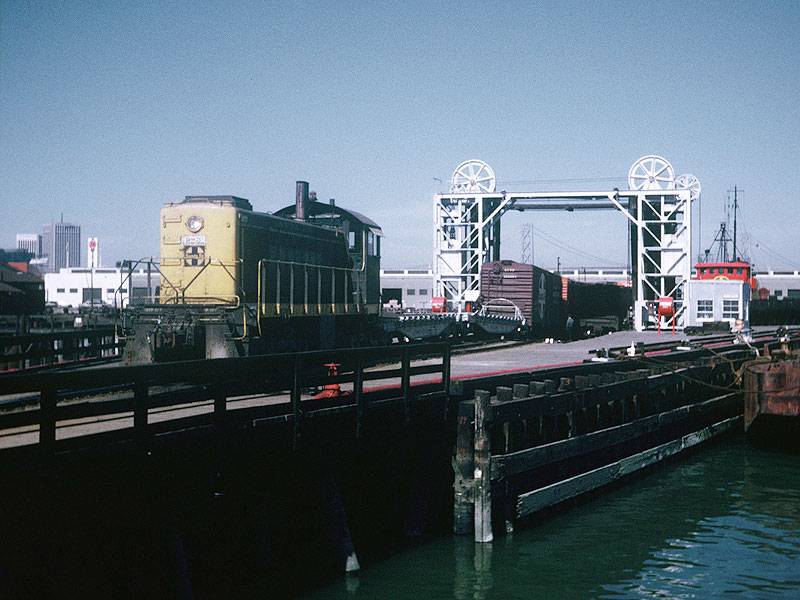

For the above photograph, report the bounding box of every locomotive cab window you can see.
[367,231,380,256]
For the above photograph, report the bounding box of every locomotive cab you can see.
[274,196,382,314]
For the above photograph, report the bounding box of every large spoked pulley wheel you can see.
[628,155,676,191]
[675,173,701,201]
[451,159,496,193]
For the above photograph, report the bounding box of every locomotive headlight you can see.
[186,215,204,233]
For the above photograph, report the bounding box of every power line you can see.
[527,224,616,265]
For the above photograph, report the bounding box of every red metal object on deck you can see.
[656,296,675,335]
[314,362,352,399]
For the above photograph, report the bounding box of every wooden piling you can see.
[453,400,475,535]
[474,390,492,543]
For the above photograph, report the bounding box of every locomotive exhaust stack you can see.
[296,180,309,221]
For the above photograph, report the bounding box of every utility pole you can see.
[557,256,561,274]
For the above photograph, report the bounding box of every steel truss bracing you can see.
[433,157,695,331]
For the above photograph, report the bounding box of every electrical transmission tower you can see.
[521,223,533,264]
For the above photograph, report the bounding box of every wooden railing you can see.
[0,327,121,372]
[0,342,451,458]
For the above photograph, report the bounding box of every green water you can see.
[304,438,800,599]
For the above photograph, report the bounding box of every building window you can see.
[406,289,416,295]
[722,299,739,319]
[69,288,78,293]
[419,289,428,295]
[697,299,713,319]
[106,288,115,293]
[82,288,102,303]
[56,288,65,293]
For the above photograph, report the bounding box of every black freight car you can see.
[564,278,630,334]
[480,260,564,337]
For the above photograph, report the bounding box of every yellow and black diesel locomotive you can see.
[122,182,382,363]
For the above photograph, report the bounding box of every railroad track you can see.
[2,328,795,426]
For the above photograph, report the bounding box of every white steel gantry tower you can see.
[433,156,699,331]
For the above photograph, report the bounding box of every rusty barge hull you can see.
[744,356,800,439]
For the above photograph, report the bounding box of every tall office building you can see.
[41,220,81,272]
[15,233,40,257]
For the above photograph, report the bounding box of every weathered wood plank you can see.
[516,414,742,519]
[491,392,575,422]
[493,393,739,480]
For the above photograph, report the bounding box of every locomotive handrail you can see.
[174,258,242,303]
[257,259,362,333]
[114,257,178,310]
[158,295,240,305]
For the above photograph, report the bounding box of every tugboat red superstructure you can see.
[693,260,757,291]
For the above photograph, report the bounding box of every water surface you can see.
[304,437,800,599]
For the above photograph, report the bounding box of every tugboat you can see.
[693,219,757,290]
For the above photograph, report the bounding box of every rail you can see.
[0,342,451,458]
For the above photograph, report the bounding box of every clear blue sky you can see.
[2,1,798,270]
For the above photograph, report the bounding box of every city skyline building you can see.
[15,233,40,257]
[41,220,81,272]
